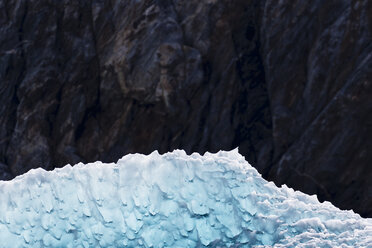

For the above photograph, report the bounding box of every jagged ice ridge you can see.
[0,149,371,247]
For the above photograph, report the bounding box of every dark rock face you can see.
[0,0,371,217]
[261,0,372,217]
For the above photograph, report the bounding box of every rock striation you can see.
[261,0,372,217]
[0,0,371,217]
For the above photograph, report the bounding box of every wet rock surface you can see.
[0,0,371,217]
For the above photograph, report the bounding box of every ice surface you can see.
[0,149,371,247]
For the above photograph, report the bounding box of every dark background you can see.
[0,0,371,217]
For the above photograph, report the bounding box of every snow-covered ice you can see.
[0,149,371,247]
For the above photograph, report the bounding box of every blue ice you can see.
[0,149,370,247]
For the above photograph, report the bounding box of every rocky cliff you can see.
[0,0,371,217]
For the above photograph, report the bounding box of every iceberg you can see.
[0,149,370,247]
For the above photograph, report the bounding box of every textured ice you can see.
[0,149,371,247]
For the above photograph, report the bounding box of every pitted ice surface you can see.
[0,149,370,247]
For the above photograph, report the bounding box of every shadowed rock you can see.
[0,0,371,217]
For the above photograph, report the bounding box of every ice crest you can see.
[0,149,370,247]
